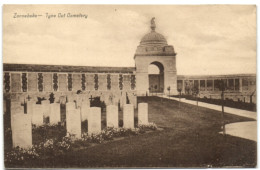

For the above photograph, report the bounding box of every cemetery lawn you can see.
[7,96,257,168]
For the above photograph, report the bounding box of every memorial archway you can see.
[148,61,164,93]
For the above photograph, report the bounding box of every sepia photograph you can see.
[2,4,257,168]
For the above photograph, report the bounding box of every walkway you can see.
[158,95,257,141]
[160,95,257,120]
[223,121,257,142]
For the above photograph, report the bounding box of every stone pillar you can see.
[106,105,118,128]
[164,71,177,95]
[239,78,243,92]
[138,103,148,125]
[212,79,215,91]
[50,103,61,125]
[88,107,101,134]
[136,73,149,96]
[205,79,207,91]
[226,79,229,91]
[66,109,81,138]
[182,80,185,94]
[12,114,32,149]
[123,104,134,129]
[233,79,236,91]
[32,104,44,126]
[198,80,200,91]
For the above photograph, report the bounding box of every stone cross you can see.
[26,95,31,101]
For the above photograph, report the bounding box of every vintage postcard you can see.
[3,5,257,168]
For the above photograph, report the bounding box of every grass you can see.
[5,96,256,168]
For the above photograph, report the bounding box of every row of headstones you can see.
[10,100,61,126]
[11,101,148,149]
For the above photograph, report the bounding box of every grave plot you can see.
[5,99,159,168]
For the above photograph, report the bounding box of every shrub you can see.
[5,146,39,165]
[138,122,158,131]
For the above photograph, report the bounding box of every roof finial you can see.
[151,17,156,31]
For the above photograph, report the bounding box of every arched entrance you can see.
[148,61,164,93]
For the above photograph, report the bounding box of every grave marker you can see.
[123,104,134,129]
[66,102,76,111]
[88,107,101,134]
[138,103,149,124]
[26,101,34,115]
[32,104,44,126]
[81,100,90,121]
[50,103,61,125]
[66,109,81,138]
[41,100,51,118]
[11,101,24,130]
[107,105,118,128]
[12,114,32,148]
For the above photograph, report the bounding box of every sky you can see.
[3,5,256,75]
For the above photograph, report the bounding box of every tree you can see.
[191,85,199,107]
[167,86,171,99]
[177,86,182,109]
[217,79,226,135]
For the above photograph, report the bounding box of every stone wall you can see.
[3,64,137,110]
[4,72,136,94]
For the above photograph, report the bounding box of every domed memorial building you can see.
[3,18,256,106]
[135,17,177,95]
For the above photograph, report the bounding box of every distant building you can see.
[177,74,256,103]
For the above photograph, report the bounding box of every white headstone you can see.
[106,105,118,128]
[32,104,44,126]
[88,107,101,134]
[66,109,81,138]
[123,104,134,129]
[66,102,76,111]
[50,103,61,125]
[138,103,149,125]
[67,94,76,103]
[26,101,34,115]
[11,101,24,130]
[76,95,83,108]
[41,100,50,105]
[133,96,137,109]
[12,114,32,148]
[41,100,51,118]
[120,92,126,109]
[81,102,90,121]
[128,93,137,109]
[11,101,23,115]
[59,96,67,104]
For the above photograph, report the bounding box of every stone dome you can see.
[134,17,176,57]
[140,31,168,46]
